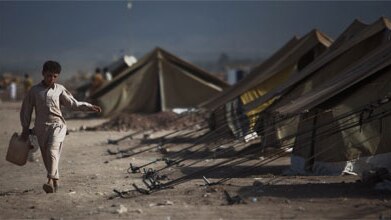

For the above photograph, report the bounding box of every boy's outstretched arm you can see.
[60,87,101,113]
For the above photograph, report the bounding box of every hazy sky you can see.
[0,1,390,80]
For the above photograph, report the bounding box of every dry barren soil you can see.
[0,101,390,219]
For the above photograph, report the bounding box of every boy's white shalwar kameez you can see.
[20,82,93,179]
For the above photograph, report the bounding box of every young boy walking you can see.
[20,60,102,193]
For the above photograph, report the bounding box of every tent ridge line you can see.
[243,21,389,112]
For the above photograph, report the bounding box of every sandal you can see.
[43,183,54,193]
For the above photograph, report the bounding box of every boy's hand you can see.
[20,130,29,142]
[90,105,102,113]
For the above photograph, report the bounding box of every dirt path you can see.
[0,101,390,219]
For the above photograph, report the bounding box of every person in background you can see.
[8,78,17,101]
[23,73,33,95]
[20,60,101,193]
[103,67,112,81]
[89,67,105,95]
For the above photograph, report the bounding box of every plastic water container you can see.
[6,133,31,166]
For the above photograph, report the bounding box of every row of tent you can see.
[201,17,391,175]
[88,17,391,176]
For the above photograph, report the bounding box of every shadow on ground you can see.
[179,165,289,179]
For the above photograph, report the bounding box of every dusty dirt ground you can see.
[1,101,391,219]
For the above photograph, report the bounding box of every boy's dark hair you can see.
[42,60,61,74]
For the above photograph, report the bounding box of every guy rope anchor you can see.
[127,157,180,174]
[127,159,164,173]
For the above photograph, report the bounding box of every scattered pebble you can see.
[131,209,143,214]
[164,200,174,205]
[253,180,263,187]
[297,206,305,211]
[115,204,128,214]
[149,200,174,207]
